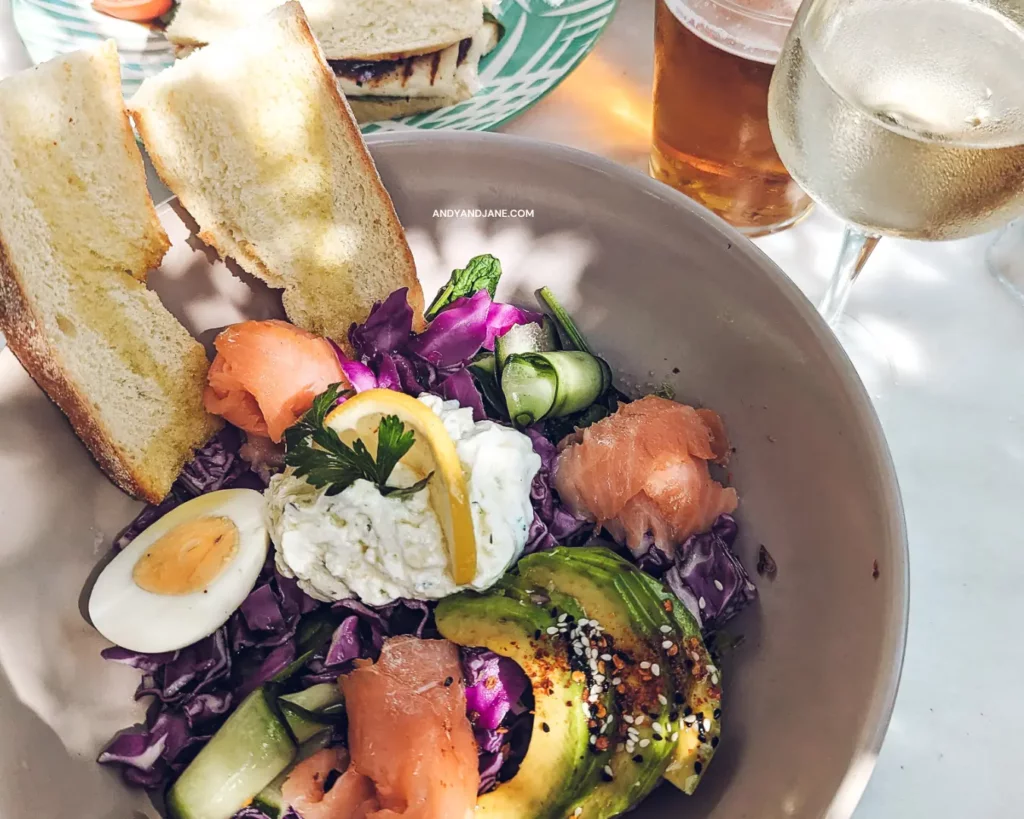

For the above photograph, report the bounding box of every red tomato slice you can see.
[92,0,173,23]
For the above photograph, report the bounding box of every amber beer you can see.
[650,0,811,236]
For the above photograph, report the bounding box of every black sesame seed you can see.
[694,761,703,775]
[652,733,663,742]
[534,630,541,640]
[601,771,614,782]
[683,705,693,716]
[713,709,722,719]
[669,711,679,722]
[711,736,719,748]
[443,676,454,687]
[542,722,551,733]
[632,754,644,764]
[674,693,685,705]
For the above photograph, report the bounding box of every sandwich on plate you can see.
[165,0,502,123]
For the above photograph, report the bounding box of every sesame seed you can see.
[578,619,589,627]
[594,674,605,684]
[542,722,550,732]
[707,664,718,673]
[547,627,559,634]
[703,719,712,732]
[611,677,622,686]
[658,694,668,706]
[694,761,703,775]
[714,580,724,591]
[632,754,644,763]
[626,743,636,754]
[653,733,663,741]
[652,664,661,677]
[652,722,664,734]
[601,653,612,661]
[634,715,645,725]
[639,739,651,748]
[711,674,720,685]
[661,640,673,650]
[574,808,583,817]
[698,597,706,610]
[671,731,679,741]
[660,625,673,634]
[684,715,697,724]
[559,613,568,622]
[623,715,634,724]
[711,736,719,748]
[589,735,596,745]
[640,661,651,670]
[603,765,614,778]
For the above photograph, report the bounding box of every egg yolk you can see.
[133,516,240,596]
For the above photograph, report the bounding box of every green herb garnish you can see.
[284,384,432,497]
[425,254,503,320]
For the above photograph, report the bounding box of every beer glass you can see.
[768,0,1024,325]
[650,0,811,236]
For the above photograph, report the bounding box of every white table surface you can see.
[1,1,1021,816]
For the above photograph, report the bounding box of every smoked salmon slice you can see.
[203,320,346,443]
[281,747,379,819]
[339,636,479,819]
[554,395,738,556]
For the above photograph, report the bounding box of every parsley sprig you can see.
[284,384,432,498]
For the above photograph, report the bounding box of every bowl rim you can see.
[363,129,910,818]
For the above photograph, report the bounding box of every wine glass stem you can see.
[819,227,882,327]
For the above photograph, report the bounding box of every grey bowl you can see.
[0,132,907,819]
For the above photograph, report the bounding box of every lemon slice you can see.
[324,389,477,585]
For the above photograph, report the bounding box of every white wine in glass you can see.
[767,0,1024,324]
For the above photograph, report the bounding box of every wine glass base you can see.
[829,316,898,390]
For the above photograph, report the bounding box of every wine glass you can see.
[766,0,1024,327]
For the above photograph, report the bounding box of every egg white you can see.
[89,489,269,653]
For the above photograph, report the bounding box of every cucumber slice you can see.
[501,351,612,426]
[253,732,333,818]
[494,317,559,371]
[167,686,296,819]
[279,683,346,744]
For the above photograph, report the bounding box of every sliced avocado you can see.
[435,591,590,819]
[252,731,333,818]
[631,569,722,793]
[278,683,346,744]
[515,548,680,818]
[167,686,296,819]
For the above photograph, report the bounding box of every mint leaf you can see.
[424,254,503,320]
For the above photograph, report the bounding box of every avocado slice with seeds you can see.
[514,548,680,818]
[630,567,723,793]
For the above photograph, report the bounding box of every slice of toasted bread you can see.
[166,0,484,61]
[0,42,221,503]
[131,2,423,342]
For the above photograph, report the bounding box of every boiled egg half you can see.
[89,489,269,653]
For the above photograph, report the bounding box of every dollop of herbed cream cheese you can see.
[266,395,542,605]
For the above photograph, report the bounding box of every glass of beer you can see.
[650,0,811,236]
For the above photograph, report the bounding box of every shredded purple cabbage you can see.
[524,428,589,553]
[640,515,757,630]
[461,648,533,794]
[342,287,534,417]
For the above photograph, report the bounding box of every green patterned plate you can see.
[12,0,619,133]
